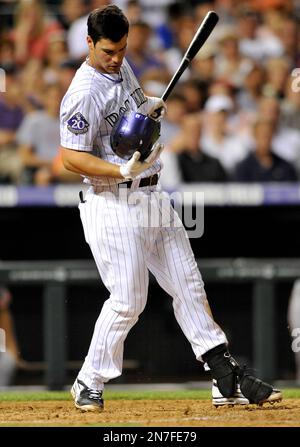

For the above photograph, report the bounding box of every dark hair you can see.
[87,5,129,45]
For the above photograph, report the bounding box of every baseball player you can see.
[60,5,282,412]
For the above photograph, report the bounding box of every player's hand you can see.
[120,144,164,180]
[147,96,167,122]
[120,152,148,180]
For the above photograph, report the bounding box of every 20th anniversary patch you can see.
[67,112,90,135]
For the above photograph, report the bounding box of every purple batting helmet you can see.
[110,111,161,160]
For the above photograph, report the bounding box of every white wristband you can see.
[119,165,132,180]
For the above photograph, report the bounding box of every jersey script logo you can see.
[67,112,90,135]
[104,88,147,127]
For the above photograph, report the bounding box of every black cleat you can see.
[212,379,249,407]
[256,389,282,406]
[71,378,104,412]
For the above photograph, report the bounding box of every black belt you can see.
[118,173,158,189]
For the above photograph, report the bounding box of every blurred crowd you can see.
[1,0,300,188]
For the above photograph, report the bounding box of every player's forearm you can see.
[61,147,124,178]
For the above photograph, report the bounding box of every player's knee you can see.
[111,299,146,319]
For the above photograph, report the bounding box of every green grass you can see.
[0,388,299,402]
[0,390,209,402]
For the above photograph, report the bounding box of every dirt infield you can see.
[0,399,299,427]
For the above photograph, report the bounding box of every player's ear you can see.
[87,36,94,50]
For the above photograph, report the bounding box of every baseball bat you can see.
[161,11,219,102]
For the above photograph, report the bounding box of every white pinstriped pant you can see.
[77,186,227,390]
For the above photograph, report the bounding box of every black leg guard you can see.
[238,370,273,404]
[202,344,239,398]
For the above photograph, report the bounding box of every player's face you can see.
[87,35,127,74]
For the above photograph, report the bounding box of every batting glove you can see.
[120,143,164,180]
[144,142,164,163]
[146,96,167,122]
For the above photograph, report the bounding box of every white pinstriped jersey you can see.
[60,58,162,187]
